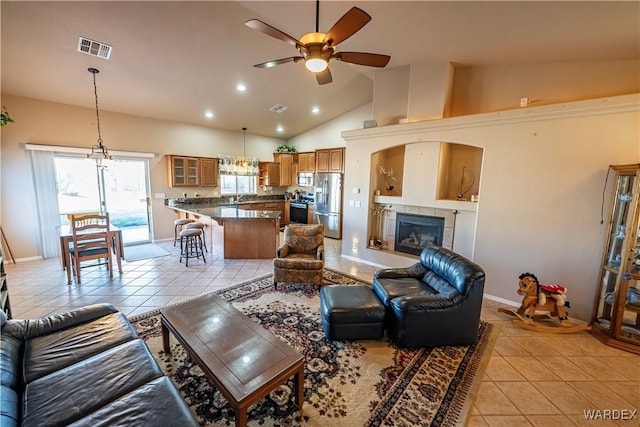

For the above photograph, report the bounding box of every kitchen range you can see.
[289,192,314,225]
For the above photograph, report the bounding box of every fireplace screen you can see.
[395,213,445,256]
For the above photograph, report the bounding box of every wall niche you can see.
[371,145,405,196]
[437,143,483,201]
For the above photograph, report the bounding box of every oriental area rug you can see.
[130,270,495,427]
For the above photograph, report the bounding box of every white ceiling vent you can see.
[269,104,288,114]
[77,37,112,59]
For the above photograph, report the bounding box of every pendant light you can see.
[218,127,259,176]
[86,68,112,162]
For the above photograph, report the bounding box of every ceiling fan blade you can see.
[315,68,332,85]
[333,52,391,68]
[245,19,302,48]
[323,7,371,47]
[253,57,303,68]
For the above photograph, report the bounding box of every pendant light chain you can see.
[243,127,247,158]
[87,67,111,161]
[91,68,103,146]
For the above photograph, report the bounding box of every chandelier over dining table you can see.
[218,127,259,176]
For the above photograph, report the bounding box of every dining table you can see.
[59,224,124,277]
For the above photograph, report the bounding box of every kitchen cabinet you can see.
[167,155,200,186]
[273,153,295,186]
[283,201,290,225]
[238,203,263,210]
[265,201,287,225]
[200,158,219,187]
[298,152,316,173]
[315,148,344,173]
[291,162,299,187]
[591,163,640,354]
[307,202,315,225]
[238,201,287,225]
[259,162,280,186]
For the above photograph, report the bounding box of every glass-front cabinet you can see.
[592,163,640,354]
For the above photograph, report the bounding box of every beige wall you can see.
[286,103,371,151]
[451,59,640,116]
[341,94,639,322]
[0,95,285,259]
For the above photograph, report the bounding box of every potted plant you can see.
[1,106,14,127]
[275,144,296,153]
[378,165,396,195]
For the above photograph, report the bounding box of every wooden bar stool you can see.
[174,218,194,246]
[185,222,207,252]
[179,228,206,267]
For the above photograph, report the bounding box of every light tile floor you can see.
[5,238,639,426]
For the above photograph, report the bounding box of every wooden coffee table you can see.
[160,294,304,427]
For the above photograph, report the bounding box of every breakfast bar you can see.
[169,205,280,259]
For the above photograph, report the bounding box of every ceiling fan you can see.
[245,1,390,85]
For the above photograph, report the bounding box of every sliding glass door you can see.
[54,156,151,244]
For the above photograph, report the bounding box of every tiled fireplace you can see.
[394,213,445,255]
[372,203,456,254]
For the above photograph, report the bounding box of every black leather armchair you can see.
[372,245,485,348]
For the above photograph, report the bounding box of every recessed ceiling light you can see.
[204,111,214,119]
[236,83,247,92]
[311,106,320,114]
[276,125,284,133]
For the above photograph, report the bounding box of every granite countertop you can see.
[169,205,281,220]
[166,196,287,209]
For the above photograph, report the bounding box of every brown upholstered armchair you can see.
[274,224,324,289]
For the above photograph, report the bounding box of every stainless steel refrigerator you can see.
[313,172,343,239]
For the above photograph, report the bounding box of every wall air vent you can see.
[269,104,288,114]
[77,37,112,59]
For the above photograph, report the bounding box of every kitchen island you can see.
[169,205,280,259]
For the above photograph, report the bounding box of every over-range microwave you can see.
[297,173,313,186]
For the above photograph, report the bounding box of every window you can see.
[54,156,151,244]
[220,175,257,195]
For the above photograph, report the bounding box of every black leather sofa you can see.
[372,245,485,348]
[0,304,198,427]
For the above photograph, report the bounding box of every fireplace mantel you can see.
[373,195,478,212]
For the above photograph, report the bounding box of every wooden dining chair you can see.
[67,213,113,284]
[66,212,100,226]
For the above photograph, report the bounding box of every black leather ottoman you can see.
[320,285,385,341]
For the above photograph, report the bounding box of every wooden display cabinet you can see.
[591,163,640,354]
[167,155,200,187]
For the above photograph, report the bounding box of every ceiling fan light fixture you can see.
[305,58,328,72]
[246,4,388,84]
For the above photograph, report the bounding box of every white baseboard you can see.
[483,293,520,307]
[10,256,43,263]
[340,253,390,269]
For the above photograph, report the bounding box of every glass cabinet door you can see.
[592,164,640,353]
[173,157,186,185]
[619,218,640,341]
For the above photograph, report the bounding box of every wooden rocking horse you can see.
[497,272,591,333]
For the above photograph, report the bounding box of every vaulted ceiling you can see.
[2,1,638,139]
